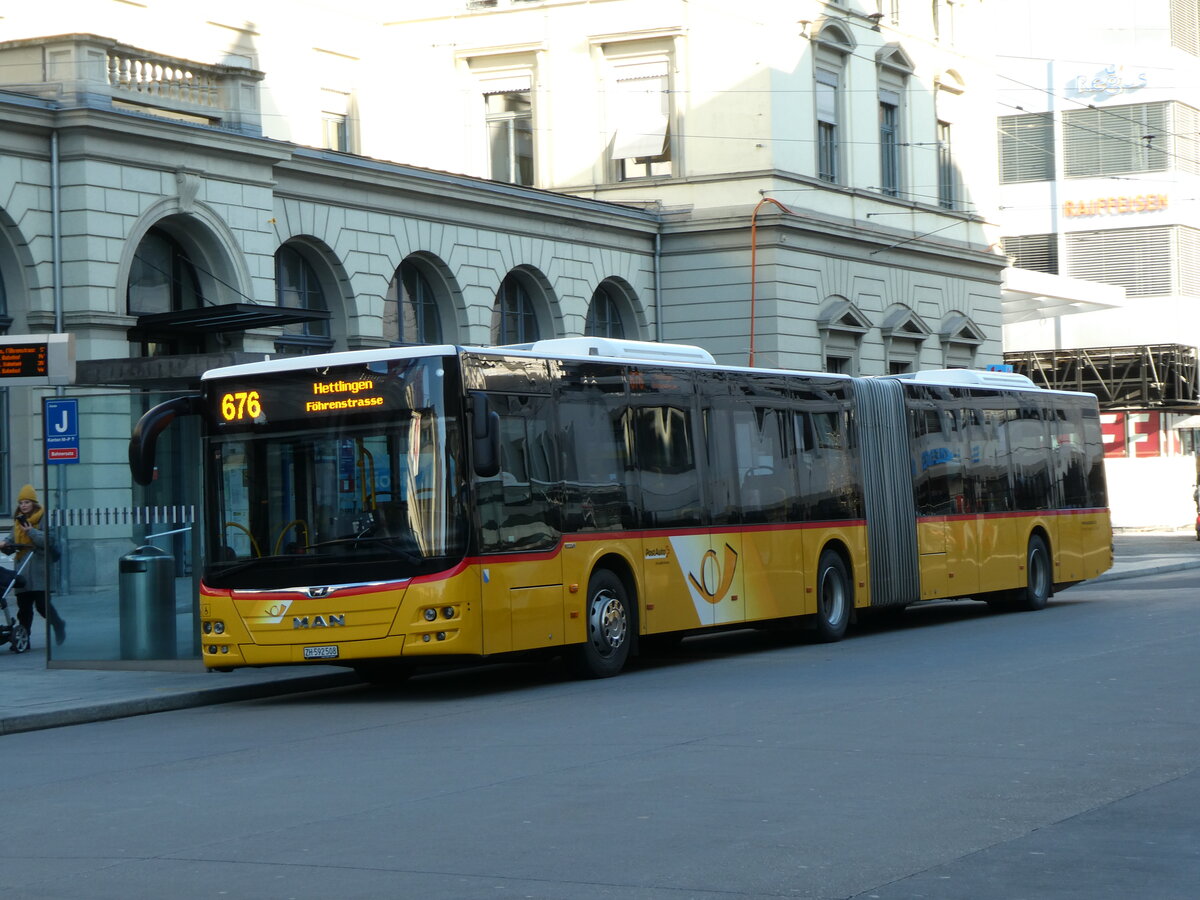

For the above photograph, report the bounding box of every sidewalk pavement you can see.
[3,532,1198,737]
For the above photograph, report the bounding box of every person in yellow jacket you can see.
[0,484,65,648]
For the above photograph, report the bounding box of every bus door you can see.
[910,393,957,599]
[475,394,564,654]
[970,402,1018,593]
[711,399,800,623]
[695,398,747,628]
[628,376,723,632]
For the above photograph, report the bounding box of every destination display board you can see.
[0,334,75,385]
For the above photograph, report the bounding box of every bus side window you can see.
[632,403,703,528]
[1080,405,1108,509]
[910,399,963,516]
[1055,406,1089,509]
[1008,403,1052,511]
[720,404,793,525]
[558,392,632,532]
[475,394,560,553]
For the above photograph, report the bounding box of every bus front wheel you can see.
[1013,535,1052,612]
[572,569,632,679]
[814,549,851,643]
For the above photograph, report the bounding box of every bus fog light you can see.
[220,645,230,654]
[207,645,218,654]
[424,608,437,622]
[422,633,431,642]
[437,632,446,641]
[441,607,455,619]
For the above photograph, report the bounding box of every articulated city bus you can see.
[129,337,1112,680]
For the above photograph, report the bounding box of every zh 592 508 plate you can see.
[303,645,339,660]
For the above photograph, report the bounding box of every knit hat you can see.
[17,484,37,503]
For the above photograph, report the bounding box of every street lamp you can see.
[749,196,792,367]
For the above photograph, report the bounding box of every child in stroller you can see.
[0,555,31,653]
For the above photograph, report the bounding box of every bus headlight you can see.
[424,608,438,622]
[441,607,455,619]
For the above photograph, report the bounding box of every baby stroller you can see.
[0,554,31,653]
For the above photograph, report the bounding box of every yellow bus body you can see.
[197,509,1108,669]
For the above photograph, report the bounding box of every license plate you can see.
[303,645,339,660]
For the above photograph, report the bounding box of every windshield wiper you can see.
[306,536,422,565]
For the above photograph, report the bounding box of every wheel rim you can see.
[1030,547,1050,600]
[820,567,846,626]
[588,589,627,658]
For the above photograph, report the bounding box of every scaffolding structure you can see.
[1003,344,1200,412]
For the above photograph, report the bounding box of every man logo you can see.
[293,614,346,629]
[307,586,334,599]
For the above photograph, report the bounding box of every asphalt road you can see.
[5,567,1199,900]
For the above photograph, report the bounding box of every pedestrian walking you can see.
[0,484,66,648]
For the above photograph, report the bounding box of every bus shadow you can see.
[267,598,1084,706]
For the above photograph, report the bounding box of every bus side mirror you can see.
[129,395,204,486]
[471,393,501,478]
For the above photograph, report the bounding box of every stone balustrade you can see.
[0,33,264,135]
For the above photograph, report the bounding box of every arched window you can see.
[585,284,626,339]
[385,261,442,345]
[127,227,203,317]
[491,275,539,344]
[275,245,332,353]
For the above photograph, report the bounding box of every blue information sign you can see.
[45,398,80,465]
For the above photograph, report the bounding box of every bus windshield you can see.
[203,356,465,590]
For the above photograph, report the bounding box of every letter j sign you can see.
[45,397,80,464]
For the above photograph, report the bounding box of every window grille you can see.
[1174,102,1200,175]
[1066,226,1173,296]
[1180,227,1200,297]
[1171,0,1200,55]
[1063,103,1168,177]
[998,114,1054,183]
[1001,233,1059,274]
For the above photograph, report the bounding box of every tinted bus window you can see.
[632,403,703,528]
[1008,403,1052,511]
[963,401,1012,513]
[908,388,964,516]
[556,363,634,532]
[1052,404,1090,509]
[716,403,796,525]
[795,390,862,521]
[476,394,560,552]
[1081,404,1108,508]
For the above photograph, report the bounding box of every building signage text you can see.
[1063,195,1168,218]
[1074,65,1148,95]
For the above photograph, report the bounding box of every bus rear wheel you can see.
[813,549,851,643]
[572,569,632,679]
[1012,535,1052,612]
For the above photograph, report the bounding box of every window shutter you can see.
[1001,234,1058,274]
[610,60,669,160]
[1172,102,1200,176]
[480,73,531,95]
[1063,103,1167,177]
[1066,227,1173,296]
[1180,227,1200,297]
[1171,0,1200,55]
[998,114,1054,183]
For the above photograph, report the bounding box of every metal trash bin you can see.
[119,545,176,659]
